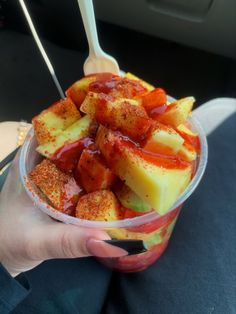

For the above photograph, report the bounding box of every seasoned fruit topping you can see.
[89,76,147,98]
[51,137,94,173]
[32,98,81,145]
[37,115,92,158]
[96,127,192,214]
[30,72,200,219]
[29,159,83,215]
[124,72,155,91]
[141,88,167,118]
[144,122,184,155]
[157,97,195,127]
[76,148,116,192]
[76,190,123,221]
[81,92,153,140]
[177,123,200,153]
[66,73,115,108]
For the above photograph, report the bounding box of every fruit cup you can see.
[19,115,207,273]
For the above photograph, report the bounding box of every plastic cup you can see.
[19,115,207,273]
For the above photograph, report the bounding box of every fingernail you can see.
[104,240,147,255]
[86,239,128,258]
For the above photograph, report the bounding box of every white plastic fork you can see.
[77,0,120,75]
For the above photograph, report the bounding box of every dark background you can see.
[0,0,236,121]
[0,0,235,122]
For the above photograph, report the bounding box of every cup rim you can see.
[19,114,208,229]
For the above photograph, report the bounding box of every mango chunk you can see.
[177,123,201,153]
[141,88,167,114]
[124,72,155,92]
[37,115,92,158]
[80,92,153,140]
[32,98,81,145]
[115,184,152,213]
[178,142,197,162]
[144,123,184,155]
[66,75,97,108]
[89,76,147,98]
[96,127,192,215]
[157,97,195,128]
[66,73,119,107]
[76,148,116,192]
[177,124,197,136]
[76,190,123,221]
[29,159,82,215]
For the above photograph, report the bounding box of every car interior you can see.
[0,0,235,122]
[0,1,235,313]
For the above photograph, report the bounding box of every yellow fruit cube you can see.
[32,98,81,145]
[125,72,155,91]
[37,115,92,158]
[76,190,123,221]
[157,97,195,127]
[116,150,192,214]
[144,123,184,155]
[29,159,81,215]
[80,92,152,140]
[177,123,198,136]
[178,143,197,162]
[97,127,192,215]
[66,76,97,107]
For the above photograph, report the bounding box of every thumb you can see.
[28,223,128,260]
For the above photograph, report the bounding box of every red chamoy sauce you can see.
[176,130,201,153]
[75,148,117,193]
[114,135,191,170]
[89,77,147,98]
[141,88,168,119]
[60,181,84,216]
[126,205,181,233]
[51,137,94,173]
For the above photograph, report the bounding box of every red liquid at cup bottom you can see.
[98,206,182,273]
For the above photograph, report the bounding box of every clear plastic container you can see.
[19,115,208,272]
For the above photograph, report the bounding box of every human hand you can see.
[0,154,127,277]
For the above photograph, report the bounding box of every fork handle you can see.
[77,0,102,56]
